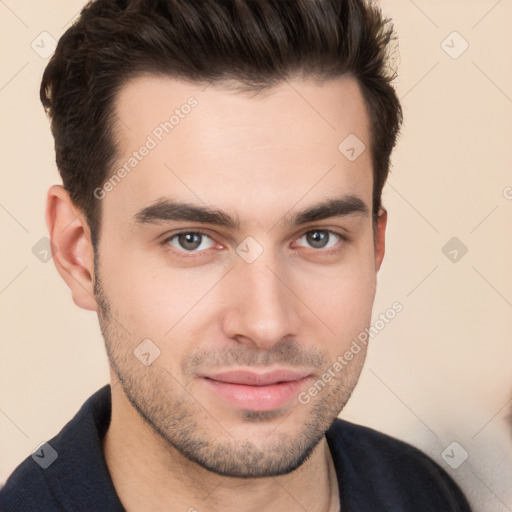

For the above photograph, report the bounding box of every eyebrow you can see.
[132,195,369,229]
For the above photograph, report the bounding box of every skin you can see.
[46,75,387,512]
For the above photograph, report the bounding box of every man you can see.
[0,0,472,510]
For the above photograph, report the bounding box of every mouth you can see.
[200,369,313,412]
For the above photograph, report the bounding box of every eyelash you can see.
[161,229,349,258]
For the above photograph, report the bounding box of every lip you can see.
[200,369,312,412]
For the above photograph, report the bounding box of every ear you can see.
[374,207,387,272]
[45,184,98,311]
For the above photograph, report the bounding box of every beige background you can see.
[1,1,511,510]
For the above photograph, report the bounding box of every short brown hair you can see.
[41,0,402,248]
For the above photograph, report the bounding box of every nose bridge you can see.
[223,247,299,347]
[247,257,285,312]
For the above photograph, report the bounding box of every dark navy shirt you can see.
[0,385,472,511]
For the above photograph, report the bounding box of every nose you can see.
[221,252,301,350]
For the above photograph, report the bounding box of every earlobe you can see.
[374,207,387,271]
[45,185,98,312]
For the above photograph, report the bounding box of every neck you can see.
[103,382,339,512]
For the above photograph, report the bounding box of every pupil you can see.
[180,233,201,250]
[307,231,327,248]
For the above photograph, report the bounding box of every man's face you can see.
[94,75,385,477]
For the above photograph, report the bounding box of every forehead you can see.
[105,74,373,228]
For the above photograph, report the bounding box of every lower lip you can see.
[201,377,310,411]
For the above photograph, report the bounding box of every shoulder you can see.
[0,386,114,512]
[0,452,61,511]
[327,417,442,469]
[326,418,473,511]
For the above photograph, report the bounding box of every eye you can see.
[296,230,343,250]
[165,231,216,253]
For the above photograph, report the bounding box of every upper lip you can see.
[202,369,312,386]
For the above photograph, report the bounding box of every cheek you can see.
[303,270,375,343]
[293,245,377,330]
[100,247,226,338]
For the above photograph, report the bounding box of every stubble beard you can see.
[94,271,365,478]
